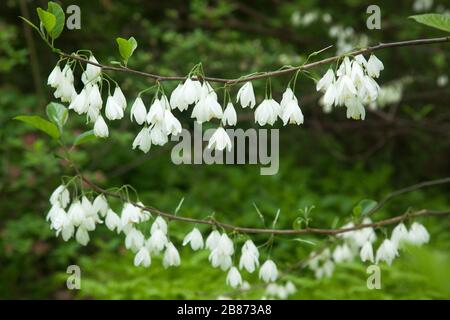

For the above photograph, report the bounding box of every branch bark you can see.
[59,36,450,85]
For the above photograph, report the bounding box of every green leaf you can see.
[73,130,97,146]
[116,36,138,63]
[36,8,56,34]
[357,199,378,216]
[14,115,60,139]
[409,13,450,32]
[47,1,65,39]
[46,102,68,132]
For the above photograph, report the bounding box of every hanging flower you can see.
[132,127,152,153]
[93,115,109,138]
[207,127,232,152]
[105,95,124,120]
[134,247,151,267]
[360,241,374,263]
[222,102,237,126]
[226,267,243,288]
[375,239,398,266]
[183,227,204,251]
[236,82,256,109]
[130,97,147,125]
[112,86,127,110]
[163,242,181,268]
[259,259,278,283]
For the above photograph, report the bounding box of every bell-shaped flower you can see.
[183,227,204,251]
[146,98,165,124]
[236,82,256,108]
[226,267,243,288]
[69,88,89,114]
[239,240,259,273]
[222,102,237,126]
[130,97,147,125]
[147,228,168,253]
[281,99,304,125]
[163,242,181,268]
[50,184,70,208]
[82,55,102,84]
[170,84,189,111]
[205,230,221,251]
[47,65,62,88]
[332,244,353,263]
[360,241,374,263]
[408,222,430,245]
[345,96,365,120]
[163,109,182,136]
[132,127,152,153]
[151,216,168,235]
[375,239,398,266]
[134,246,151,267]
[93,115,109,138]
[366,54,384,78]
[75,227,90,246]
[391,223,409,247]
[112,86,127,110]
[87,84,103,111]
[254,99,280,126]
[316,69,335,92]
[181,78,202,106]
[191,94,223,123]
[93,194,108,217]
[105,95,124,120]
[150,123,169,146]
[259,259,278,283]
[105,209,121,233]
[207,127,232,152]
[125,228,145,252]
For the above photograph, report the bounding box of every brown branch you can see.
[73,161,449,235]
[59,36,450,85]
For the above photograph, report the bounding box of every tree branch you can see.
[59,36,450,85]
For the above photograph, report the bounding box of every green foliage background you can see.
[0,0,449,299]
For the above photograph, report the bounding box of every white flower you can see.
[207,127,232,152]
[130,97,147,125]
[132,127,152,153]
[360,241,374,263]
[170,84,189,111]
[375,239,398,266]
[125,228,145,252]
[366,54,384,78]
[191,93,223,123]
[93,194,108,217]
[259,259,278,283]
[67,200,84,226]
[226,267,243,288]
[285,281,296,294]
[87,84,103,115]
[134,247,151,267]
[48,64,63,88]
[112,86,126,110]
[93,115,109,138]
[206,230,221,250]
[254,99,280,126]
[183,227,204,251]
[345,96,365,120]
[336,75,357,106]
[146,98,165,124]
[147,228,168,253]
[69,88,89,114]
[150,123,169,146]
[209,233,234,271]
[391,223,409,247]
[408,222,430,245]
[281,99,303,125]
[222,102,237,126]
[105,95,124,120]
[121,202,147,226]
[316,69,335,92]
[151,216,168,235]
[354,54,367,68]
[75,227,90,246]
[50,185,70,208]
[236,82,256,108]
[105,209,121,233]
[239,240,259,273]
[350,60,365,87]
[163,109,182,136]
[337,57,352,77]
[332,244,353,263]
[54,66,76,103]
[181,78,202,105]
[163,242,181,268]
[83,55,102,84]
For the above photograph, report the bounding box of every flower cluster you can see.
[316,54,384,120]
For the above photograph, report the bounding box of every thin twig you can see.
[59,36,450,84]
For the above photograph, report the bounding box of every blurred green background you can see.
[0,0,449,299]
